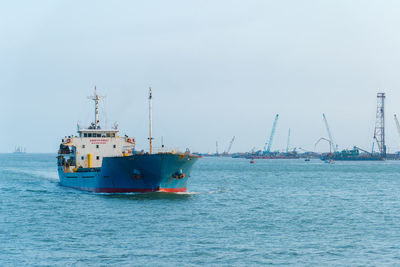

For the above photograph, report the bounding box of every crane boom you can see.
[315,137,333,153]
[322,113,337,152]
[353,146,372,155]
[265,114,279,153]
[286,128,291,153]
[298,147,315,153]
[394,115,400,140]
[225,136,235,154]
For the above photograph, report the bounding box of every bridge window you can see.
[111,133,115,137]
[96,133,101,137]
[84,133,88,137]
[106,133,111,137]
[88,133,92,137]
[96,156,100,160]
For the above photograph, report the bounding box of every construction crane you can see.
[322,113,338,152]
[315,137,334,153]
[353,146,372,155]
[286,129,291,153]
[224,136,235,154]
[264,114,279,153]
[298,147,315,153]
[394,115,400,140]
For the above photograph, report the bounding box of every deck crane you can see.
[264,114,279,153]
[224,136,235,154]
[322,113,338,153]
[394,115,400,141]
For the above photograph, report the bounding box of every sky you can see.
[1,0,400,153]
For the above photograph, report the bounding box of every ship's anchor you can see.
[172,169,186,179]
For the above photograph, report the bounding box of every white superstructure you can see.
[58,87,135,172]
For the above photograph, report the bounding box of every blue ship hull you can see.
[58,153,198,193]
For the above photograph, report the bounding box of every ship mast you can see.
[149,87,153,154]
[88,86,104,129]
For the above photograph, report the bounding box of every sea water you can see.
[1,154,400,266]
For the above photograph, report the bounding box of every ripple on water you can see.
[1,156,400,265]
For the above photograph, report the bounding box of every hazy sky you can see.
[1,0,400,153]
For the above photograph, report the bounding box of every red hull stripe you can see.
[158,187,187,193]
[70,186,187,193]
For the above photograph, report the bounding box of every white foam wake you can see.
[1,167,58,181]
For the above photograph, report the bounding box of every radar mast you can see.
[88,86,105,129]
[148,87,153,154]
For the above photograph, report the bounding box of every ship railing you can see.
[112,147,189,156]
[153,147,183,154]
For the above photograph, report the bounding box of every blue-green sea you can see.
[1,154,400,266]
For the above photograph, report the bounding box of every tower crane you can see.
[264,114,279,153]
[322,113,338,153]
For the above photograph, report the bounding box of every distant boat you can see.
[13,146,26,154]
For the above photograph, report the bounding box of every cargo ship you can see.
[57,87,198,193]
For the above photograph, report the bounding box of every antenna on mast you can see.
[88,86,104,129]
[148,87,154,154]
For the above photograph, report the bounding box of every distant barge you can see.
[233,151,300,159]
[320,147,384,161]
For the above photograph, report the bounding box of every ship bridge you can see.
[78,128,119,138]
[58,87,135,172]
